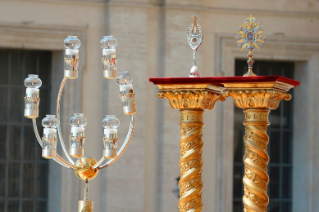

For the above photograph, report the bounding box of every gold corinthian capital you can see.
[226,89,292,212]
[158,89,225,212]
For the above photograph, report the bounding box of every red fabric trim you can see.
[149,76,300,87]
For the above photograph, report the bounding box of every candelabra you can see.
[24,35,136,212]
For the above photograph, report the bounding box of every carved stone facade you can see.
[0,1,319,212]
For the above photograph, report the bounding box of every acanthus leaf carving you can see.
[158,90,225,110]
[226,90,291,109]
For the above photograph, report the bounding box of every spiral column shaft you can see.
[178,109,204,212]
[243,109,270,212]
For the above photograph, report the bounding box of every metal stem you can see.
[32,119,43,148]
[32,119,76,169]
[84,181,89,200]
[97,115,135,170]
[193,50,196,66]
[56,78,75,165]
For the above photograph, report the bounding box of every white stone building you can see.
[0,0,318,212]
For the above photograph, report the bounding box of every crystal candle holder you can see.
[116,72,137,115]
[24,74,41,118]
[119,85,136,115]
[100,35,117,79]
[42,133,58,159]
[64,36,81,79]
[102,115,120,158]
[69,113,87,157]
[42,115,59,158]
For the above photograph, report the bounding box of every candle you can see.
[120,84,133,91]
[103,49,116,55]
[26,88,39,94]
[44,128,57,135]
[71,126,85,134]
[104,129,117,135]
[66,49,79,55]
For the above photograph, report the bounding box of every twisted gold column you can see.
[242,109,270,212]
[157,89,225,212]
[227,90,292,212]
[179,109,204,212]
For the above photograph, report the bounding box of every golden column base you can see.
[227,90,291,212]
[158,89,225,212]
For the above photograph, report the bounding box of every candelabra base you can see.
[78,200,93,212]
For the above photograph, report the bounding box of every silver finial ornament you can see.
[187,16,203,77]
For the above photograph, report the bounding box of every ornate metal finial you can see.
[235,14,265,76]
[187,16,203,77]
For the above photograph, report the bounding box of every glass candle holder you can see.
[116,71,137,115]
[100,35,117,79]
[102,115,120,158]
[42,115,59,158]
[69,113,87,157]
[64,36,81,79]
[24,74,42,118]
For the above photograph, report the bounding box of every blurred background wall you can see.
[0,0,319,212]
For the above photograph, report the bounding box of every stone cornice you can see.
[0,22,87,50]
[12,0,319,18]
